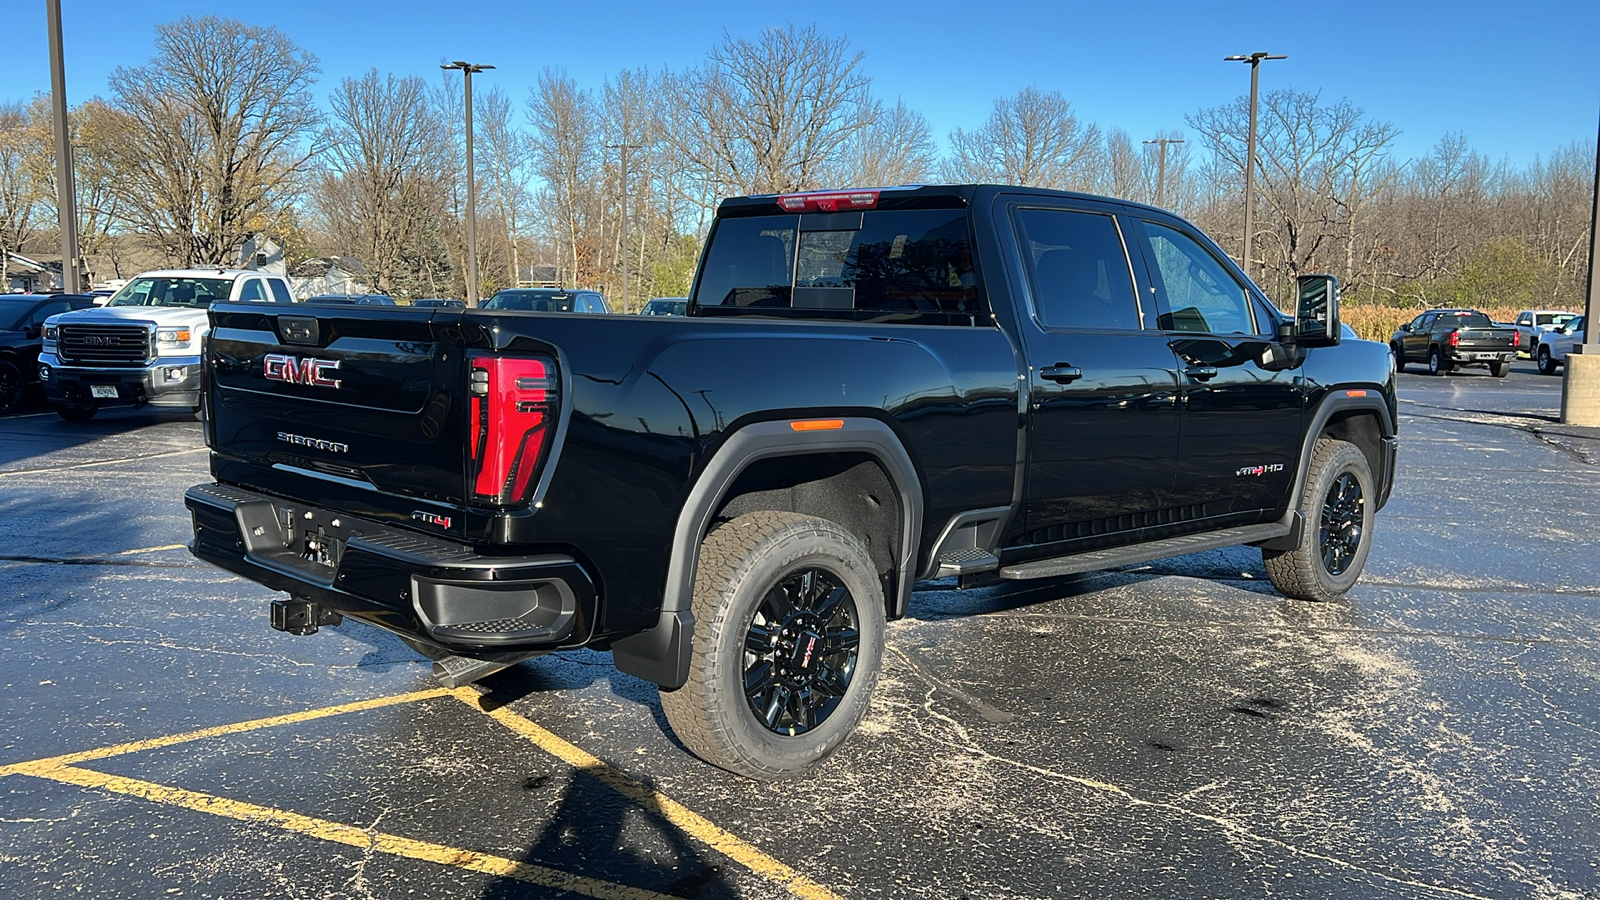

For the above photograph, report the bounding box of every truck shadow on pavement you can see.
[478,763,740,900]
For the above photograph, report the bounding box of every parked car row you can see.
[1511,308,1578,357]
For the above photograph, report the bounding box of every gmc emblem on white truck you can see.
[263,353,341,389]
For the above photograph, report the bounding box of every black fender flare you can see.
[612,417,924,689]
[1260,392,1396,551]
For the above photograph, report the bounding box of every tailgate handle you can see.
[279,316,320,346]
[1041,365,1083,384]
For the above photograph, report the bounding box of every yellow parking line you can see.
[453,689,845,900]
[108,544,188,555]
[0,688,451,776]
[21,763,677,900]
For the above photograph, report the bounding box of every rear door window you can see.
[268,279,292,303]
[1012,208,1141,331]
[693,209,982,324]
[237,279,266,302]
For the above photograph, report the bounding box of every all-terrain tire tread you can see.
[1263,438,1372,602]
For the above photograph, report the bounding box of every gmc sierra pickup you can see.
[186,185,1398,779]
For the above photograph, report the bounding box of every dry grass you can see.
[1339,304,1579,344]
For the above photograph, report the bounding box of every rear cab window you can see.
[692,200,984,326]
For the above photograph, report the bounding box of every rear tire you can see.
[1427,346,1447,376]
[1390,344,1406,373]
[1537,345,1559,376]
[0,360,23,414]
[1264,438,1375,603]
[659,511,886,780]
[54,400,99,422]
[1489,361,1509,378]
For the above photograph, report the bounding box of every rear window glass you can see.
[1440,311,1492,327]
[692,209,982,325]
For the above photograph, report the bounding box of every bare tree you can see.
[22,97,128,283]
[317,70,448,295]
[527,69,601,287]
[103,16,320,266]
[0,102,43,288]
[828,99,937,187]
[1188,89,1397,298]
[665,25,874,196]
[478,86,534,289]
[944,87,1103,189]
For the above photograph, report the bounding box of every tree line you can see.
[0,15,1592,312]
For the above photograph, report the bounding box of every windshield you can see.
[643,299,686,316]
[108,276,233,308]
[483,290,577,312]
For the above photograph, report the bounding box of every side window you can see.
[1012,207,1140,330]
[1407,314,1427,331]
[236,279,266,302]
[1142,221,1256,334]
[268,279,292,303]
[1516,314,1531,327]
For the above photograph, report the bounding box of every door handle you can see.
[1041,365,1083,384]
[1185,365,1219,381]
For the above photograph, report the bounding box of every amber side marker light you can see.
[1345,389,1368,397]
[790,419,845,432]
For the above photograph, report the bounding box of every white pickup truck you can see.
[39,268,295,421]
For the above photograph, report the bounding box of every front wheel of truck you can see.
[54,400,98,422]
[1264,438,1374,602]
[660,511,885,780]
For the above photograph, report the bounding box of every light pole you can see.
[47,0,80,292]
[441,60,493,306]
[605,142,643,311]
[1142,137,1184,208]
[1224,51,1286,282]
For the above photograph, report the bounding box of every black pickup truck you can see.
[1390,308,1519,376]
[186,185,1397,779]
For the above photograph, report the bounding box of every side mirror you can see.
[1295,273,1340,347]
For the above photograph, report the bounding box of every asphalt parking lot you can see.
[2,357,1597,900]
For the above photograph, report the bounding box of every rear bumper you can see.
[40,352,203,408]
[1444,349,1515,367]
[185,482,596,653]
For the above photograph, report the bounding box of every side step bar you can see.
[999,522,1292,581]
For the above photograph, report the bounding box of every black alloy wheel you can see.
[1319,471,1365,577]
[0,360,23,414]
[742,566,861,736]
[660,510,886,780]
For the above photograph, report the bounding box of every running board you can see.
[998,522,1292,580]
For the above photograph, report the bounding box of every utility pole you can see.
[47,0,80,293]
[605,142,643,312]
[1142,137,1184,208]
[1224,52,1286,282]
[441,61,494,306]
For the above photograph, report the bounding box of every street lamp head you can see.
[1225,52,1287,62]
[441,61,495,73]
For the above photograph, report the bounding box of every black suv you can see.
[0,293,98,414]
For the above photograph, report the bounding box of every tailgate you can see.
[1455,328,1515,349]
[207,303,471,536]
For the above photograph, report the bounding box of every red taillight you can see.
[468,354,556,505]
[1449,330,1460,347]
[1512,330,1520,347]
[776,190,880,213]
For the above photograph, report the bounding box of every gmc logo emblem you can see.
[84,336,115,346]
[263,353,341,389]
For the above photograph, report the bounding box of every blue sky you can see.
[5,0,1597,168]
